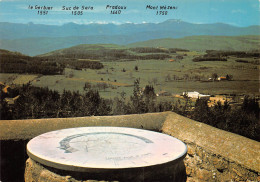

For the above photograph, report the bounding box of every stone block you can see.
[197,169,212,182]
[232,168,245,181]
[187,146,195,157]
[211,156,228,171]
[186,177,199,182]
[186,166,195,177]
[195,147,205,159]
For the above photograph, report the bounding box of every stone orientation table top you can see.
[27,127,187,174]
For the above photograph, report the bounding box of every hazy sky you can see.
[0,0,259,26]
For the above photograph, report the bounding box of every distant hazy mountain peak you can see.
[163,19,182,23]
[63,22,78,26]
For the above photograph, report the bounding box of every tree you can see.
[241,95,259,117]
[84,82,92,91]
[226,74,233,81]
[143,85,156,97]
[130,79,146,113]
[112,91,131,115]
[68,71,74,78]
[96,83,109,91]
[165,74,171,82]
[143,85,156,112]
[183,74,189,80]
[212,73,218,81]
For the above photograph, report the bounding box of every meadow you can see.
[1,49,258,102]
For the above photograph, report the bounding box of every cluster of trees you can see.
[57,49,129,60]
[129,47,189,54]
[99,50,172,61]
[210,73,233,81]
[0,50,104,75]
[112,80,172,115]
[169,48,189,52]
[193,57,227,62]
[235,59,249,63]
[126,54,172,60]
[0,54,64,75]
[165,73,203,81]
[192,50,247,62]
[50,47,173,61]
[0,85,111,120]
[33,57,104,71]
[83,82,116,92]
[234,59,259,66]
[205,50,260,58]
[1,80,173,120]
[173,96,260,141]
[60,59,104,70]
[164,73,217,82]
[130,47,170,53]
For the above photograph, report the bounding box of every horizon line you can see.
[1,19,259,27]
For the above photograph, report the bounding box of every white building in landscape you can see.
[183,91,210,99]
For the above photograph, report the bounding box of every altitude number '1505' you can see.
[72,11,83,15]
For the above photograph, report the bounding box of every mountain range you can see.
[0,19,259,56]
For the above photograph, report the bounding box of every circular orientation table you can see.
[26,127,187,181]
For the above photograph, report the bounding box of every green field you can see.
[1,49,258,100]
[128,35,260,52]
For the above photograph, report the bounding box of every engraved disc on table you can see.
[27,127,187,172]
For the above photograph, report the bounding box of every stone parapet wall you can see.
[184,143,259,181]
[0,112,259,181]
[162,112,260,181]
[0,112,168,140]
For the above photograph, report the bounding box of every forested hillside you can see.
[0,49,104,75]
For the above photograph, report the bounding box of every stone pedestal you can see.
[25,127,187,181]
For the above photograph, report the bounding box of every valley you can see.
[1,44,259,101]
